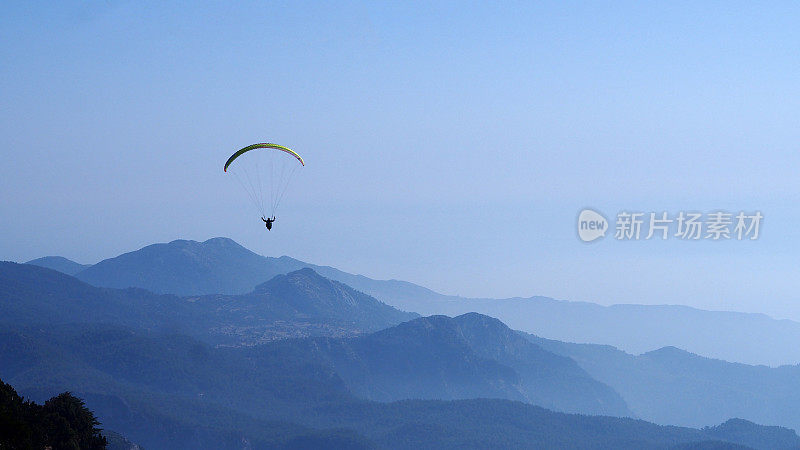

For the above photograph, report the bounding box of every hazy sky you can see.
[2,1,799,319]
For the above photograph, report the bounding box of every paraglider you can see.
[262,216,275,230]
[224,143,304,229]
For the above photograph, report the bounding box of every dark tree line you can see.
[0,379,106,449]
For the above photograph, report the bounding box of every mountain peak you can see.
[253,267,327,293]
[26,256,89,276]
[642,346,698,360]
[160,237,247,251]
[704,418,800,450]
[383,313,510,337]
[201,237,243,247]
[453,311,509,330]
[75,237,269,295]
[246,268,417,331]
[290,266,321,277]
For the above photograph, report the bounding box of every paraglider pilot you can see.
[262,216,275,230]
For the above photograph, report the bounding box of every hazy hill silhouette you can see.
[26,255,89,276]
[435,298,800,367]
[525,333,800,433]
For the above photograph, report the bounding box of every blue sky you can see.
[2,1,799,319]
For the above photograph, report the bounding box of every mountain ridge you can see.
[0,261,416,346]
[23,236,800,366]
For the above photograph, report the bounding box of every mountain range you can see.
[10,254,800,448]
[27,237,800,366]
[1,261,415,346]
[5,260,800,448]
[0,262,623,416]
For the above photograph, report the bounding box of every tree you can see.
[0,379,107,449]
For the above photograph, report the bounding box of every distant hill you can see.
[251,268,417,330]
[524,333,800,433]
[74,237,301,296]
[704,419,800,450]
[267,313,631,417]
[0,261,190,331]
[26,255,89,276]
[0,262,415,345]
[430,298,800,367]
[54,237,800,366]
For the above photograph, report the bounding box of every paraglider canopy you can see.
[224,143,304,172]
[224,143,304,219]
